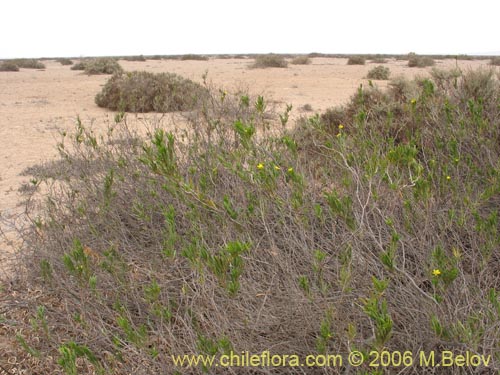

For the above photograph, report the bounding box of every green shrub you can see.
[123,55,146,62]
[367,65,391,80]
[70,61,87,70]
[490,57,500,66]
[95,71,207,112]
[347,56,366,65]
[57,58,73,66]
[11,59,45,69]
[180,54,209,61]
[251,54,288,68]
[290,56,311,65]
[371,57,387,64]
[7,68,500,373]
[84,58,123,75]
[408,55,435,67]
[0,61,19,71]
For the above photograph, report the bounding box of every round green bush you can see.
[251,54,288,68]
[367,65,391,80]
[84,58,123,75]
[95,71,208,112]
[0,61,19,71]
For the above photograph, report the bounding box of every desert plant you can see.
[10,59,45,69]
[347,56,366,65]
[57,58,73,66]
[367,65,391,80]
[123,55,146,62]
[5,68,500,374]
[84,58,123,75]
[371,57,387,64]
[95,71,207,112]
[180,54,209,61]
[0,61,19,71]
[490,57,500,66]
[251,54,288,68]
[70,61,87,70]
[290,56,311,65]
[408,54,435,67]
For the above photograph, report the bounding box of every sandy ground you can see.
[0,56,490,269]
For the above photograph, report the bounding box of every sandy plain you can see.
[0,56,491,270]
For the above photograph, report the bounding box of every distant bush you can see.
[290,56,311,65]
[490,57,500,66]
[95,71,208,112]
[11,59,45,69]
[251,54,288,68]
[123,55,146,62]
[57,58,73,66]
[456,54,473,61]
[84,58,123,75]
[70,61,87,70]
[0,61,19,71]
[301,103,313,111]
[408,55,435,67]
[180,54,209,61]
[367,65,391,80]
[347,56,366,65]
[371,57,387,64]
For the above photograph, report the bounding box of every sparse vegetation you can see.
[95,71,207,112]
[251,54,288,68]
[371,57,387,64]
[57,58,74,66]
[347,56,366,65]
[70,61,87,70]
[10,59,45,69]
[490,57,500,66]
[0,61,20,71]
[301,103,313,112]
[84,58,123,75]
[3,66,500,374]
[290,56,311,65]
[367,65,391,80]
[180,54,209,61]
[123,55,146,62]
[408,54,435,67]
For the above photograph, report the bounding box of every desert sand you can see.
[0,57,490,269]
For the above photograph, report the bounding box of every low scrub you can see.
[290,56,311,65]
[367,65,391,80]
[5,68,500,374]
[95,71,207,112]
[180,54,209,61]
[371,57,387,64]
[490,57,500,66]
[347,55,366,65]
[84,58,123,75]
[123,55,146,62]
[70,61,87,70]
[0,61,19,71]
[251,54,288,68]
[10,59,45,69]
[57,58,73,66]
[408,54,435,67]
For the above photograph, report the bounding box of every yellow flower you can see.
[411,99,417,105]
[257,163,264,170]
[432,269,441,276]
[336,133,342,138]
[274,165,281,170]
[338,124,344,130]
[287,167,294,173]
[446,175,451,181]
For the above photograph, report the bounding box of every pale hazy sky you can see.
[1,0,499,58]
